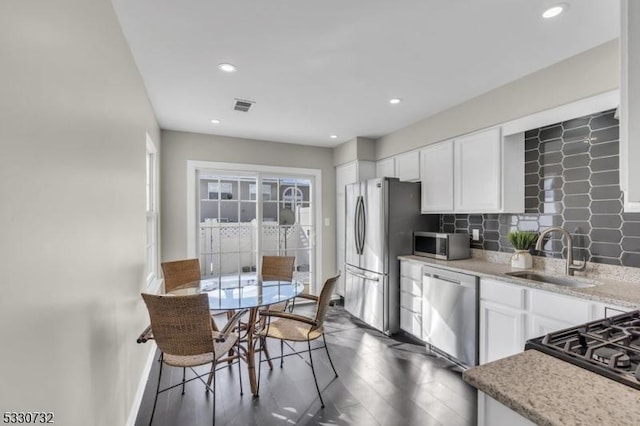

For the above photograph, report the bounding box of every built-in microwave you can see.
[413,231,471,260]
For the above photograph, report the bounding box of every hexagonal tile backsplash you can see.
[439,109,640,268]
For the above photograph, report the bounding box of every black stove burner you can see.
[526,310,640,391]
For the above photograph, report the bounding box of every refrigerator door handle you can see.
[347,268,380,281]
[355,196,364,255]
[354,196,360,255]
[359,196,366,255]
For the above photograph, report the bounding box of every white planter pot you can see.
[511,250,533,269]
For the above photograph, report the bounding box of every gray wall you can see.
[376,40,619,159]
[0,1,160,425]
[161,130,336,279]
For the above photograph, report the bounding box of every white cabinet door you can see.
[376,157,396,178]
[480,301,526,364]
[420,140,454,213]
[529,315,574,339]
[454,128,502,212]
[478,392,536,426]
[395,151,420,181]
[590,302,633,320]
[620,0,640,211]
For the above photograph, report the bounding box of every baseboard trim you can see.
[125,344,156,426]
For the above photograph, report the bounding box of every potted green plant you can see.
[508,231,538,269]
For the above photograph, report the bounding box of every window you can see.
[192,165,319,294]
[146,134,158,286]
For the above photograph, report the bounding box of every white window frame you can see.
[146,134,160,290]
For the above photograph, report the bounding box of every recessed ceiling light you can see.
[210,119,220,124]
[217,63,237,73]
[330,135,338,139]
[542,4,566,19]
[389,98,402,105]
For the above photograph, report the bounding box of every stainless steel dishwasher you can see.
[422,265,478,367]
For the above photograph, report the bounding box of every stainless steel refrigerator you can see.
[344,177,438,335]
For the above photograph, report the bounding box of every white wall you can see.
[161,130,336,282]
[0,1,160,425]
[376,39,619,159]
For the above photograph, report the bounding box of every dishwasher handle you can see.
[423,271,476,289]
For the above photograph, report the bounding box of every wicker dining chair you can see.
[261,255,295,312]
[161,258,225,330]
[140,293,245,426]
[161,258,202,293]
[256,272,341,408]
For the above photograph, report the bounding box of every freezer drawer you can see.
[344,267,390,334]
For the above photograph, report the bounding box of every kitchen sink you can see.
[504,271,596,288]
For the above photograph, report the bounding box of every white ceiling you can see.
[111,0,619,148]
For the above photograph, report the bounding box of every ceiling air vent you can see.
[233,98,255,112]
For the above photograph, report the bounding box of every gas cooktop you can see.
[525,310,640,390]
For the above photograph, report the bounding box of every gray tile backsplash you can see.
[439,109,640,268]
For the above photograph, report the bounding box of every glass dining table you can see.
[168,275,304,396]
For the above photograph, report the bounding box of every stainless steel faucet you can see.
[534,227,587,276]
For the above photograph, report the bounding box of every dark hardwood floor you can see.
[135,304,477,426]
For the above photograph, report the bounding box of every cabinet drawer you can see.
[400,307,422,339]
[401,276,422,296]
[400,291,422,313]
[530,290,590,325]
[400,261,423,280]
[481,278,526,309]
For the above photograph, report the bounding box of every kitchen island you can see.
[463,349,640,426]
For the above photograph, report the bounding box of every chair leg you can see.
[261,336,274,370]
[211,363,216,426]
[237,337,243,396]
[307,338,325,408]
[280,340,284,368]
[182,367,186,395]
[322,333,339,378]
[149,353,164,426]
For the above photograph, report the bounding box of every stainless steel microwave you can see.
[413,231,470,260]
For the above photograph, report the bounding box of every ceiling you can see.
[111,0,619,148]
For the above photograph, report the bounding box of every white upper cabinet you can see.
[395,151,420,182]
[620,0,640,212]
[375,157,396,178]
[419,128,524,214]
[454,128,502,212]
[455,128,523,213]
[420,140,454,213]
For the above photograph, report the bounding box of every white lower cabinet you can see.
[480,301,526,365]
[529,314,574,338]
[480,278,603,365]
[399,261,423,339]
[478,392,535,426]
[591,302,634,320]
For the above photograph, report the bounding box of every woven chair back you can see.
[141,293,214,357]
[162,258,201,292]
[261,256,295,281]
[313,273,340,330]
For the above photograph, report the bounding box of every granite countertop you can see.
[463,349,640,426]
[398,254,640,308]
